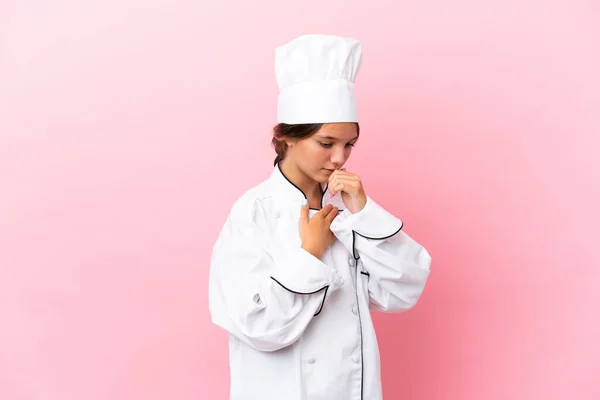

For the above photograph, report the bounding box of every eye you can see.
[346,142,356,148]
[320,142,333,148]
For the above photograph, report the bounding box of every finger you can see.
[325,207,338,223]
[334,176,358,185]
[337,168,349,177]
[331,169,353,179]
[328,176,344,194]
[299,199,309,222]
[333,177,360,193]
[328,172,357,192]
[334,173,359,182]
[330,182,346,196]
[317,203,334,217]
[328,169,344,182]
[328,179,336,195]
[327,174,336,189]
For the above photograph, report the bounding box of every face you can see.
[285,122,358,183]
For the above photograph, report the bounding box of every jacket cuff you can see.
[269,246,346,294]
[331,196,403,239]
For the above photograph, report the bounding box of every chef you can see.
[208,33,432,400]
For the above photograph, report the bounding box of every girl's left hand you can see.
[328,169,367,214]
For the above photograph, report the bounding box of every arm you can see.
[208,197,345,352]
[330,196,431,312]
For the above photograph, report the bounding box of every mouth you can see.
[323,168,335,174]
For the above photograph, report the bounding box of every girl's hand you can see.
[299,203,338,259]
[328,169,367,214]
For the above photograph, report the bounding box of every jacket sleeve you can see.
[208,196,346,352]
[330,196,431,312]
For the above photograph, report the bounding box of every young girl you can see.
[209,34,431,400]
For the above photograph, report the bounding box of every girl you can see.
[208,34,431,400]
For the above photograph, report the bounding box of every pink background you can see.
[1,1,599,399]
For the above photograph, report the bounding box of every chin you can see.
[312,169,330,184]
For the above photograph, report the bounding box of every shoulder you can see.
[226,176,276,226]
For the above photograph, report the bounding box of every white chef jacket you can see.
[208,164,431,400]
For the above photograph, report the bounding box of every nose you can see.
[330,146,346,166]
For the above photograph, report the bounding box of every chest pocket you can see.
[357,260,371,300]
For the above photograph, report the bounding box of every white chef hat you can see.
[275,34,362,124]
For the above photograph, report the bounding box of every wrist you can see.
[301,242,322,259]
[348,194,367,214]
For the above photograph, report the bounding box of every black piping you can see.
[276,162,308,199]
[313,286,328,316]
[354,267,365,400]
[276,161,406,399]
[319,183,328,209]
[350,221,402,400]
[269,277,329,317]
[276,162,344,211]
[352,231,359,260]
[350,222,404,261]
[354,222,403,241]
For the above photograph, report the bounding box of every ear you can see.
[284,138,296,148]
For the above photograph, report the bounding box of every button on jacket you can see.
[209,164,431,400]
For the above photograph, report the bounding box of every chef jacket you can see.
[209,163,431,400]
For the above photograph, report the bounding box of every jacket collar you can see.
[270,162,330,210]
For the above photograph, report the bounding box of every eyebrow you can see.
[318,135,359,142]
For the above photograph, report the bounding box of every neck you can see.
[279,159,322,199]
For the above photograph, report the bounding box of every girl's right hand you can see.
[299,202,338,259]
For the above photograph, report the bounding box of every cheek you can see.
[320,149,334,162]
[296,142,326,166]
[342,147,353,160]
[307,142,329,160]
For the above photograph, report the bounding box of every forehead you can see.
[315,123,358,140]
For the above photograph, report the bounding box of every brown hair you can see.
[271,123,360,166]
